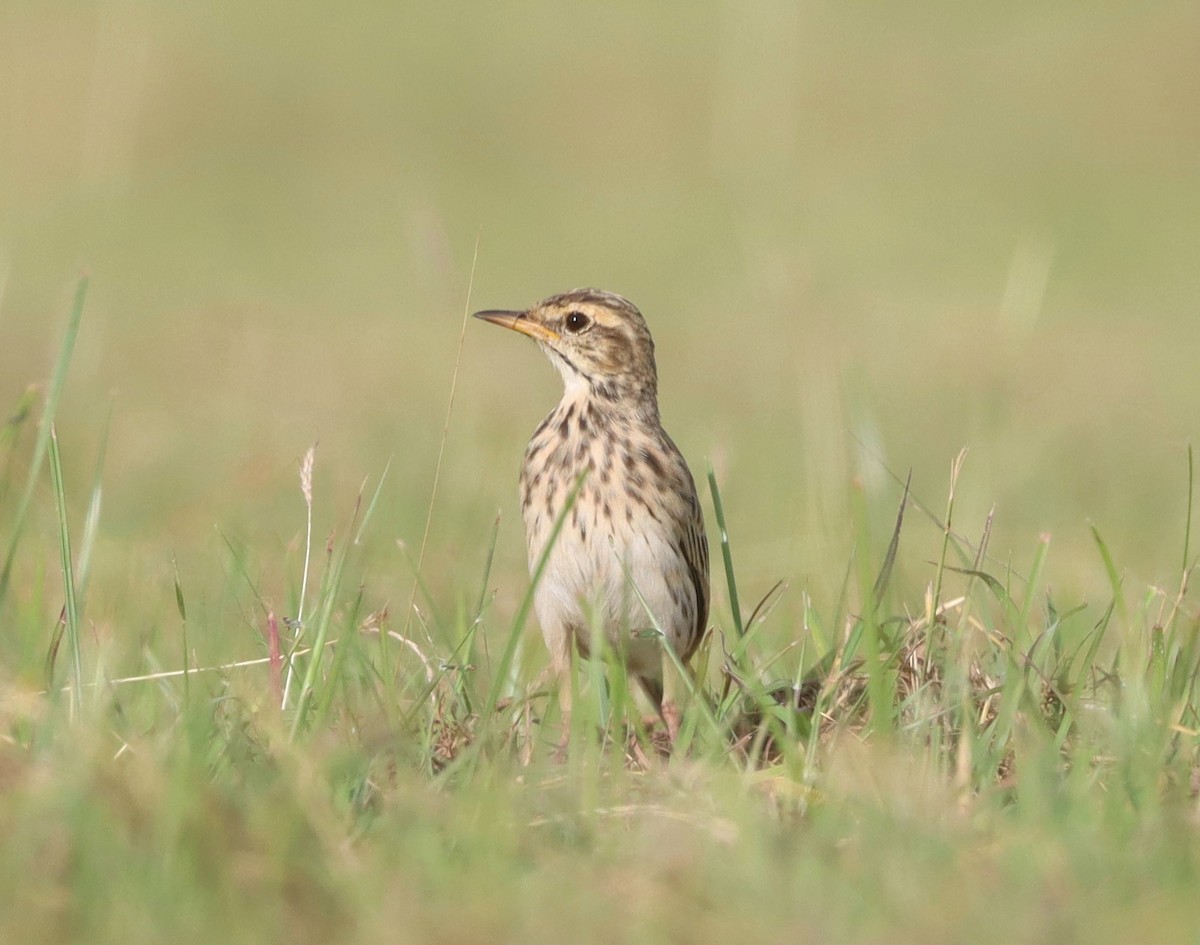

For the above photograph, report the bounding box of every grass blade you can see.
[402,236,480,639]
[707,464,743,639]
[872,470,911,605]
[482,473,586,718]
[0,275,88,604]
[1183,442,1194,582]
[931,449,967,618]
[48,425,82,718]
[172,553,190,707]
[1017,533,1051,640]
[850,475,893,734]
[1090,523,1126,625]
[73,397,110,620]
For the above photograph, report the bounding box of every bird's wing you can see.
[679,483,710,660]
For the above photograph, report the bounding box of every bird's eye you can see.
[564,311,590,333]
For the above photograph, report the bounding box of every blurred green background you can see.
[2,1,1199,652]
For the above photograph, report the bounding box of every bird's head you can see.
[474,289,658,407]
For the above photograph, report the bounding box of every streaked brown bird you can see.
[475,288,709,740]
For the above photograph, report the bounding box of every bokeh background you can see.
[3,2,1199,656]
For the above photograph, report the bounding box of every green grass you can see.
[2,284,1200,944]
[4,3,1200,942]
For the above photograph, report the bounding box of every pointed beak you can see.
[473,309,561,344]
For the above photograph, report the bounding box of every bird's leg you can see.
[635,670,680,752]
[543,625,574,759]
[661,700,683,744]
[658,657,696,747]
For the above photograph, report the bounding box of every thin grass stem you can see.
[48,426,82,718]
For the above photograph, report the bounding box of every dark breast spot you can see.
[593,380,620,403]
[639,446,665,479]
[556,403,576,439]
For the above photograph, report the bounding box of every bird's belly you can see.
[524,498,687,669]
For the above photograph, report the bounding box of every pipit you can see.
[475,288,709,740]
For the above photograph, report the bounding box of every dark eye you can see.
[564,311,590,333]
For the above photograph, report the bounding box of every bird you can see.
[474,288,709,743]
